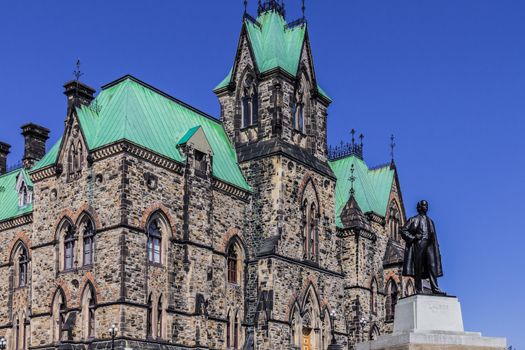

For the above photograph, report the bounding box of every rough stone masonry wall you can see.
[0,220,33,350]
[118,146,252,349]
[24,146,125,347]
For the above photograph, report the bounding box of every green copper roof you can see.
[177,125,201,146]
[0,168,33,222]
[246,11,306,76]
[34,76,250,191]
[214,11,331,101]
[33,137,62,170]
[329,156,395,228]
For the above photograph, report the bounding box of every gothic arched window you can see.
[227,245,238,284]
[64,224,76,270]
[146,294,153,337]
[241,74,258,128]
[15,245,29,288]
[157,295,163,339]
[234,311,240,349]
[82,283,96,339]
[370,279,378,315]
[52,289,67,341]
[226,239,244,286]
[77,141,83,171]
[147,218,162,264]
[81,218,95,266]
[293,89,305,132]
[302,196,319,262]
[67,143,76,175]
[388,202,401,241]
[385,279,398,322]
[16,172,32,209]
[226,310,231,348]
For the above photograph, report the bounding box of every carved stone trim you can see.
[212,178,251,202]
[30,165,56,182]
[365,211,386,225]
[0,213,32,232]
[338,227,377,242]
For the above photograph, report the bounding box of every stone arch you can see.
[369,323,381,340]
[77,212,96,267]
[226,236,246,286]
[387,199,402,241]
[54,216,74,241]
[6,232,31,264]
[78,273,101,306]
[80,281,96,339]
[300,177,321,261]
[140,204,176,238]
[385,278,399,322]
[289,301,302,347]
[51,287,68,341]
[144,209,173,266]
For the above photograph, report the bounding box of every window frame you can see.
[63,226,76,271]
[147,220,162,265]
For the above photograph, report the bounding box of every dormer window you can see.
[241,74,258,128]
[16,172,32,209]
[194,150,208,177]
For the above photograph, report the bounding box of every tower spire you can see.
[258,0,286,17]
[349,164,356,197]
[390,134,396,163]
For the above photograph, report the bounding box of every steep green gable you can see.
[34,76,250,192]
[214,10,331,101]
[0,168,33,222]
[330,156,394,228]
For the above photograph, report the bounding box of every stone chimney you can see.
[63,80,96,111]
[21,123,50,169]
[0,142,11,175]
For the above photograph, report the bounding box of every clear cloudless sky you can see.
[1,1,524,347]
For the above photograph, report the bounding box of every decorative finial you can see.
[244,0,248,13]
[349,164,356,196]
[351,129,356,146]
[359,133,364,147]
[302,0,306,20]
[390,134,396,162]
[73,59,83,82]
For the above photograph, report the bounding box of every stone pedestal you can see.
[356,295,507,350]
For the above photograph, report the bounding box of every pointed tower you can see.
[214,0,332,163]
[215,3,344,349]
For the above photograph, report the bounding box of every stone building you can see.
[0,2,414,349]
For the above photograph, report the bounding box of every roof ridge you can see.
[0,167,23,179]
[101,74,221,125]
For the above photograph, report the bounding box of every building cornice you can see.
[29,140,251,201]
[0,213,32,232]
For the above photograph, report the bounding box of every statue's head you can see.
[417,200,429,214]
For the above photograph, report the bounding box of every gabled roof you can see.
[214,10,331,101]
[329,156,395,228]
[33,76,251,191]
[0,168,33,222]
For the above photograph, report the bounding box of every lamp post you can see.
[109,324,117,350]
[0,337,6,350]
[329,309,337,345]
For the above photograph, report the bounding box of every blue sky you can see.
[1,1,523,347]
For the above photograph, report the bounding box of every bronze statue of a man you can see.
[400,200,444,294]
